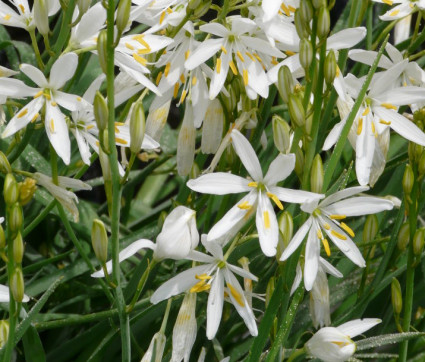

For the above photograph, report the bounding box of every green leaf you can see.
[356,332,425,351]
[22,326,46,362]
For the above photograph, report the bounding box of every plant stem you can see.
[287,348,305,362]
[23,201,56,237]
[120,153,137,185]
[29,29,44,70]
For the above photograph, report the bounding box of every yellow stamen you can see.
[321,238,331,257]
[382,0,393,5]
[18,4,25,13]
[317,229,323,239]
[51,101,57,107]
[125,42,135,50]
[357,117,363,135]
[281,3,290,16]
[185,50,190,60]
[133,35,151,52]
[336,66,340,77]
[156,71,163,86]
[271,56,278,65]
[236,51,245,62]
[221,46,227,54]
[17,108,28,118]
[4,14,11,20]
[50,119,55,133]
[247,182,258,187]
[381,102,397,110]
[379,119,391,125]
[253,53,262,62]
[132,53,147,66]
[190,280,208,293]
[192,76,197,86]
[34,90,43,98]
[216,58,222,73]
[238,201,251,210]
[323,223,331,230]
[229,60,238,75]
[371,121,376,135]
[227,283,245,307]
[164,62,171,77]
[86,124,95,130]
[77,97,82,101]
[173,83,180,98]
[180,74,185,83]
[331,230,347,240]
[43,91,51,100]
[159,11,166,24]
[288,5,296,12]
[243,69,248,86]
[115,122,125,126]
[390,9,400,16]
[195,274,212,280]
[179,89,187,104]
[31,113,39,123]
[263,211,270,229]
[330,215,346,220]
[266,192,283,210]
[285,50,296,56]
[340,222,355,237]
[115,137,128,145]
[115,126,120,133]
[362,107,370,116]
[246,52,256,62]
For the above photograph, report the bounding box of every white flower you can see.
[280,186,394,290]
[33,172,92,222]
[261,0,299,21]
[305,318,381,362]
[91,206,199,277]
[187,129,323,257]
[150,238,258,340]
[0,284,29,303]
[372,0,425,21]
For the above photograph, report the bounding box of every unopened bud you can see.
[317,7,330,39]
[324,50,337,84]
[11,268,25,303]
[300,0,313,23]
[33,0,49,35]
[92,219,108,264]
[0,152,12,174]
[265,276,275,308]
[116,0,131,35]
[9,203,23,234]
[413,228,425,256]
[0,225,5,249]
[310,154,323,193]
[3,173,19,206]
[299,38,313,71]
[13,233,24,264]
[294,9,310,39]
[397,222,410,251]
[272,115,291,153]
[277,65,294,103]
[188,0,211,17]
[288,94,305,127]
[278,211,294,247]
[402,164,414,200]
[312,0,326,9]
[18,178,37,206]
[130,102,146,153]
[100,129,110,154]
[391,277,402,315]
[418,151,425,176]
[94,91,108,131]
[0,320,9,349]
[408,142,422,164]
[97,30,108,74]
[294,145,304,179]
[363,215,379,243]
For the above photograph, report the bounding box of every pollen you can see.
[190,280,211,293]
[362,107,370,116]
[115,137,128,145]
[77,97,82,101]
[371,121,377,136]
[159,11,166,24]
[317,229,323,239]
[132,53,147,66]
[238,201,251,209]
[164,62,171,76]
[227,283,245,307]
[236,51,245,62]
[17,108,28,118]
[243,69,249,86]
[229,60,238,75]
[247,182,258,187]
[379,119,391,125]
[390,9,400,16]
[180,74,185,83]
[357,117,363,135]
[323,223,331,230]
[281,3,290,16]
[221,46,227,54]
[185,50,190,60]
[192,76,197,86]
[173,83,180,98]
[382,0,392,5]
[336,66,340,77]
[285,50,296,56]
[330,214,346,220]
[156,71,163,85]
[266,192,283,210]
[340,222,355,237]
[4,14,11,20]
[31,113,39,123]
[246,52,256,62]
[321,238,331,257]
[381,102,397,110]
[179,89,187,104]
[271,56,278,65]
[50,119,55,133]
[18,4,25,13]
[125,42,135,50]
[331,230,347,240]
[263,211,270,229]
[216,58,222,73]
[51,101,57,107]
[195,274,212,280]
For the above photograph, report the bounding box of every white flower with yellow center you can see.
[305,318,381,362]
[372,0,425,21]
[280,186,394,290]
[150,237,258,340]
[185,16,284,100]
[187,129,323,257]
[261,0,299,21]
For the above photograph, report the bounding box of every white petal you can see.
[243,58,269,99]
[380,3,413,21]
[186,250,215,264]
[256,191,279,257]
[327,27,366,50]
[262,0,281,21]
[369,60,408,96]
[57,176,91,191]
[55,91,87,112]
[185,38,224,71]
[280,217,312,261]
[290,263,302,296]
[337,318,381,338]
[73,3,106,44]
[319,186,369,208]
[263,153,295,185]
[199,23,228,37]
[376,86,425,106]
[231,129,263,181]
[348,49,392,69]
[206,268,224,339]
[0,284,29,303]
[45,101,71,165]
[231,17,257,35]
[49,53,78,89]
[209,47,231,99]
[20,63,48,87]
[268,186,324,204]
[323,196,394,216]
[323,119,345,151]
[304,225,320,291]
[0,78,38,98]
[386,42,403,64]
[227,264,258,282]
[319,257,343,278]
[240,36,285,57]
[187,173,250,195]
[73,129,91,165]
[355,113,376,186]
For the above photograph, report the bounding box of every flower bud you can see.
[294,9,310,39]
[177,104,196,176]
[265,276,275,308]
[4,173,19,206]
[363,215,379,243]
[413,228,425,256]
[391,277,402,315]
[154,206,199,260]
[8,203,23,234]
[100,129,110,154]
[402,164,414,200]
[300,0,313,23]
[317,6,330,39]
[94,91,108,132]
[11,268,25,303]
[312,0,326,8]
[33,0,49,35]
[277,65,294,103]
[0,224,5,249]
[299,38,313,71]
[201,99,224,154]
[92,219,108,264]
[13,233,24,264]
[0,320,9,349]
[418,151,425,176]
[310,154,324,193]
[288,94,305,127]
[397,222,410,251]
[130,102,146,154]
[188,0,211,18]
[272,115,291,154]
[97,30,108,74]
[0,152,12,174]
[324,50,337,85]
[18,178,37,206]
[278,211,293,247]
[408,142,423,164]
[294,145,304,179]
[116,0,131,35]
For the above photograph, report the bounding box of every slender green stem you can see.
[120,153,137,185]
[23,201,56,237]
[372,21,397,50]
[29,29,44,70]
[287,348,306,362]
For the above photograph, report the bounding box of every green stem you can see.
[23,201,56,237]
[287,348,306,362]
[120,153,137,185]
[372,21,397,50]
[29,29,44,70]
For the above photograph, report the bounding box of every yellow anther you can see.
[236,51,245,62]
[216,58,222,73]
[382,0,393,5]
[125,42,135,50]
[247,182,258,187]
[340,222,355,237]
[362,107,370,116]
[4,14,11,20]
[336,66,340,77]
[77,97,82,101]
[195,274,212,280]
[51,101,57,107]
[159,11,166,24]
[17,108,28,118]
[243,69,248,86]
[164,62,171,77]
[271,56,278,65]
[266,192,283,210]
[281,3,290,16]
[379,119,391,125]
[173,83,180,98]
[133,35,151,52]
[115,122,125,126]
[180,74,185,83]
[166,7,172,13]
[330,214,346,220]
[31,113,39,123]
[238,201,251,210]
[371,121,376,136]
[381,102,397,110]
[390,9,400,16]
[43,91,51,100]
[285,50,296,56]
[253,53,262,62]
[156,71,163,85]
[86,124,95,130]
[229,60,238,75]
[331,230,347,240]
[323,223,331,230]
[321,238,331,257]
[132,53,147,66]
[180,89,187,104]
[263,211,270,229]
[227,283,245,307]
[185,50,190,60]
[190,280,206,293]
[18,4,25,13]
[221,46,227,54]
[357,117,363,135]
[246,52,256,62]
[192,76,197,86]
[317,229,323,239]
[115,126,120,133]
[50,119,55,133]
[288,5,296,12]
[115,137,128,145]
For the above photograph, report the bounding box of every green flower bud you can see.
[9,203,23,235]
[11,268,25,303]
[94,91,108,131]
[188,0,211,17]
[299,38,313,71]
[0,320,9,349]
[288,94,305,127]
[413,228,425,256]
[324,50,337,85]
[312,0,326,9]
[402,164,414,200]
[391,277,402,315]
[310,154,324,193]
[97,30,108,74]
[408,142,423,164]
[130,102,146,154]
[300,0,313,23]
[13,233,24,264]
[3,173,19,206]
[33,0,49,35]
[397,222,410,251]
[277,65,294,103]
[18,178,37,206]
[0,225,5,249]
[0,152,12,174]
[278,211,294,247]
[294,145,305,179]
[116,0,131,36]
[363,215,379,243]
[190,162,200,180]
[294,9,310,39]
[91,219,108,264]
[272,115,291,154]
[265,276,275,308]
[418,151,425,176]
[317,6,330,39]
